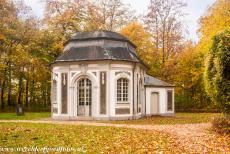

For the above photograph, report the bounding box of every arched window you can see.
[78,78,92,106]
[117,78,128,102]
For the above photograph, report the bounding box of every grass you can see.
[101,113,223,125]
[0,123,182,153]
[0,112,50,120]
[0,112,222,125]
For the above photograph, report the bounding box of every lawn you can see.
[102,113,223,125]
[0,112,50,120]
[0,112,222,125]
[0,123,182,153]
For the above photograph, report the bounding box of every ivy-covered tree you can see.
[204,29,230,115]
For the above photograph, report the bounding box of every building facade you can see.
[51,31,174,120]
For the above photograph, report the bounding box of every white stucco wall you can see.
[145,87,174,116]
[51,60,175,120]
[51,61,146,120]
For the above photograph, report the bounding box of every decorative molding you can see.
[115,71,131,76]
[100,71,106,114]
[61,73,68,114]
[80,64,88,74]
[115,108,130,114]
[101,72,105,85]
[71,72,76,77]
[92,72,97,77]
[53,73,58,80]
[53,107,58,114]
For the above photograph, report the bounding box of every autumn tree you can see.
[170,42,212,110]
[120,22,155,65]
[92,0,135,31]
[0,0,19,110]
[198,0,230,54]
[44,0,88,38]
[44,0,135,34]
[192,0,230,111]
[145,0,186,64]
[0,0,58,112]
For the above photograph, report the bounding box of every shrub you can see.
[212,117,230,135]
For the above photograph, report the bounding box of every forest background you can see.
[0,0,229,112]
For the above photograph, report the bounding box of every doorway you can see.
[77,78,92,116]
[151,92,159,114]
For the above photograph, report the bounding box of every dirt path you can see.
[0,120,229,153]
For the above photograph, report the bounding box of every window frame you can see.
[78,78,92,106]
[167,90,173,111]
[116,78,129,104]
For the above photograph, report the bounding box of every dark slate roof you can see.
[71,30,127,41]
[144,75,174,87]
[55,30,144,64]
[56,46,140,62]
[66,30,136,47]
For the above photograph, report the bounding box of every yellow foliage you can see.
[198,0,230,54]
[120,22,157,66]
[0,34,5,41]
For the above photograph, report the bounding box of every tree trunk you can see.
[7,81,12,106]
[25,79,29,108]
[30,80,35,105]
[17,76,23,105]
[1,80,6,111]
[7,63,12,106]
[30,66,35,106]
[46,82,51,107]
[162,22,166,63]
[7,45,12,107]
[155,17,159,53]
[42,83,46,107]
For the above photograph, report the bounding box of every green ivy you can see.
[204,29,230,115]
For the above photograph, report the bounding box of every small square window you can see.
[167,90,173,111]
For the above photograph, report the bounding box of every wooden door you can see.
[151,92,159,114]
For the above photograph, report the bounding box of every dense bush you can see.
[204,29,230,115]
[212,117,230,135]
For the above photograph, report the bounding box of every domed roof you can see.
[69,30,132,43]
[55,30,143,64]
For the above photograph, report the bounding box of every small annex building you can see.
[51,30,174,120]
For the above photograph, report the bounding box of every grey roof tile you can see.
[144,75,174,87]
[56,46,139,62]
[70,30,128,41]
[55,31,143,63]
[64,30,136,47]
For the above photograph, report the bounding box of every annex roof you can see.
[144,75,174,87]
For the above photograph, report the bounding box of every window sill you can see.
[116,102,130,105]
